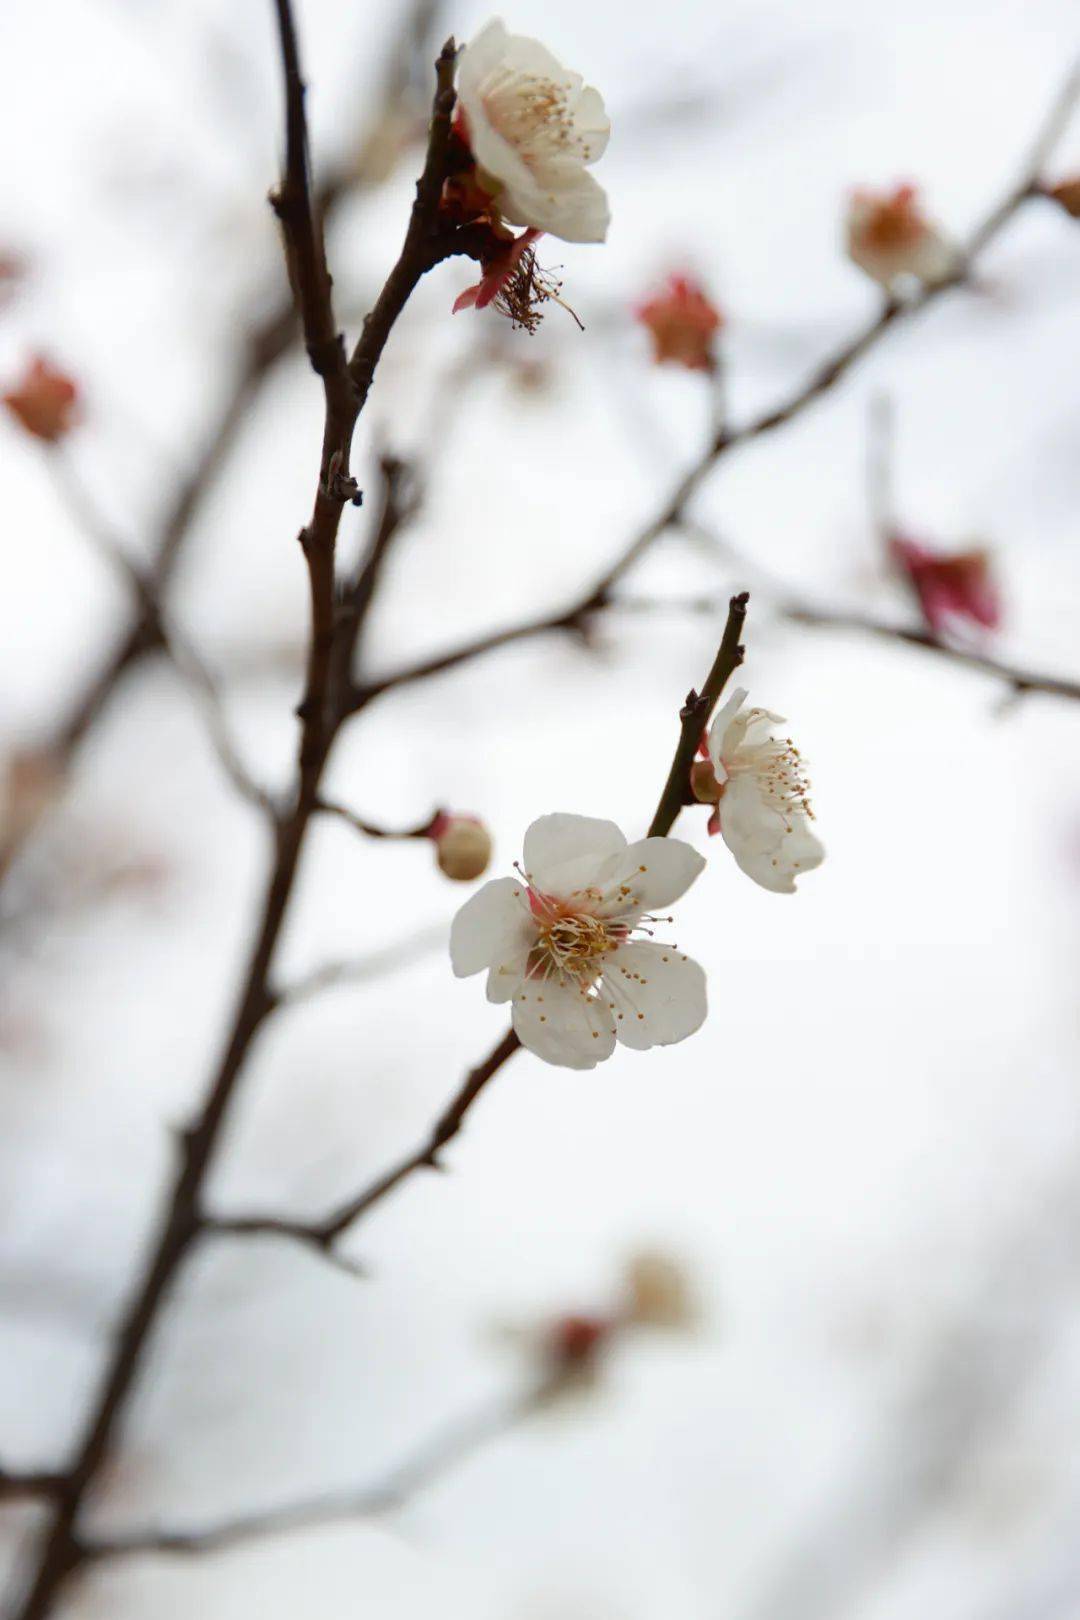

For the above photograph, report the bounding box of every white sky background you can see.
[1,0,1080,1616]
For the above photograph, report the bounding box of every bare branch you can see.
[314,797,440,841]
[351,61,1080,710]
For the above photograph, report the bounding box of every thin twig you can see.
[44,452,275,815]
[267,922,446,1011]
[315,796,439,840]
[349,61,1080,712]
[647,592,748,838]
[203,1025,522,1256]
[0,1470,64,1504]
[79,1380,551,1563]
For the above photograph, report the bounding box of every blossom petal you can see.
[705,686,748,766]
[601,943,707,1052]
[499,167,610,244]
[450,876,532,977]
[719,778,824,894]
[512,979,616,1069]
[522,813,626,898]
[597,837,705,918]
[485,946,531,1004]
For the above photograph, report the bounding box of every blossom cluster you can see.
[452,692,824,1071]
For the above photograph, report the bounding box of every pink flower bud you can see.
[431,813,492,882]
[635,273,724,371]
[890,536,1001,636]
[3,356,79,443]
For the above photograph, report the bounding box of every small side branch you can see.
[0,1468,64,1504]
[203,1026,521,1255]
[647,592,748,838]
[79,1382,547,1564]
[315,797,440,841]
[266,923,445,1012]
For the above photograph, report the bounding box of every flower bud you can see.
[548,1313,612,1369]
[890,535,1001,636]
[431,813,492,881]
[845,183,954,291]
[623,1251,695,1331]
[3,356,79,443]
[635,273,723,371]
[1047,177,1080,219]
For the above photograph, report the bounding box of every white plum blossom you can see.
[450,814,706,1070]
[694,689,824,894]
[457,19,611,244]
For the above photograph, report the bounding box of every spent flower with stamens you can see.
[845,183,954,292]
[451,813,707,1070]
[693,689,824,894]
[455,19,610,244]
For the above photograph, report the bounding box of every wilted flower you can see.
[456,19,610,244]
[3,356,79,442]
[1046,176,1080,219]
[623,1251,696,1331]
[450,812,707,1070]
[431,812,493,881]
[890,536,1001,636]
[693,690,824,894]
[452,226,580,332]
[845,183,954,292]
[635,273,724,371]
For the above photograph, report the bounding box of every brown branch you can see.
[785,603,1080,704]
[348,61,1080,713]
[204,1026,522,1258]
[647,593,748,838]
[0,1469,65,1504]
[9,18,462,1619]
[314,796,440,841]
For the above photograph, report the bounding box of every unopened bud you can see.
[432,813,492,881]
[635,273,723,372]
[549,1313,612,1368]
[690,758,721,805]
[624,1251,695,1331]
[3,356,79,443]
[1047,177,1080,219]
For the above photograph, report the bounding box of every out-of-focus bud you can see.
[623,1251,696,1331]
[431,812,493,881]
[548,1313,613,1369]
[845,183,955,292]
[890,535,1001,636]
[635,273,724,371]
[1046,176,1080,219]
[3,356,79,442]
